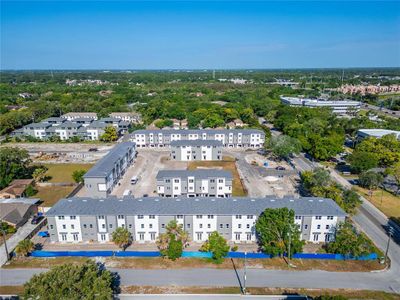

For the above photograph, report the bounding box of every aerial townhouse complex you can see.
[156,170,233,197]
[83,142,136,197]
[11,113,132,141]
[170,140,223,161]
[46,196,346,244]
[280,96,361,115]
[131,129,265,148]
[109,112,142,124]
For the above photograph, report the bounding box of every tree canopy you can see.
[200,231,230,263]
[111,227,132,251]
[156,220,189,260]
[0,147,32,189]
[267,135,302,160]
[100,126,118,142]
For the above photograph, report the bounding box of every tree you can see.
[358,171,384,190]
[0,147,31,189]
[341,190,362,215]
[255,208,304,257]
[267,135,302,160]
[386,162,400,195]
[111,227,132,251]
[157,220,189,260]
[100,126,118,142]
[32,166,48,183]
[23,260,116,299]
[15,239,35,257]
[327,221,373,257]
[72,169,87,183]
[348,151,379,174]
[206,231,230,263]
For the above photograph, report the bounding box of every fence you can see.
[30,250,377,260]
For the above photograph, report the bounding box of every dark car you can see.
[31,215,43,225]
[143,194,149,197]
[88,148,98,152]
[275,166,286,170]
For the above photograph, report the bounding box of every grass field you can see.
[355,186,400,222]
[4,256,385,272]
[187,156,247,196]
[40,163,94,183]
[34,185,75,206]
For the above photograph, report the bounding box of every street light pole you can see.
[384,226,394,264]
[243,251,247,295]
[288,230,291,263]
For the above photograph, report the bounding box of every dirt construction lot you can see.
[110,148,299,198]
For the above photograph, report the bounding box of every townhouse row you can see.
[131,129,265,148]
[170,140,223,161]
[156,169,232,197]
[46,196,346,244]
[83,142,136,197]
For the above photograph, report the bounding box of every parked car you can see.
[143,194,149,197]
[275,166,286,170]
[130,176,138,185]
[123,189,132,196]
[88,148,98,152]
[31,215,43,225]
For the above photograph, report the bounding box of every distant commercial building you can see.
[46,196,346,243]
[11,116,130,141]
[109,112,142,124]
[156,170,232,197]
[61,112,98,121]
[280,96,361,115]
[131,129,265,148]
[357,129,400,140]
[83,142,136,198]
[170,140,223,161]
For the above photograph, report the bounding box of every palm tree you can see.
[15,239,35,257]
[111,227,132,251]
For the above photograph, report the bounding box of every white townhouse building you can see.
[83,142,136,198]
[46,196,346,244]
[131,129,265,149]
[156,170,233,198]
[61,112,98,121]
[109,112,142,124]
[170,140,223,161]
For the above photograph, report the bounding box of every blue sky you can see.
[1,1,400,69]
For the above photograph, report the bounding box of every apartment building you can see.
[46,196,346,244]
[109,112,142,124]
[357,129,400,141]
[131,129,265,148]
[170,140,223,161]
[156,170,233,197]
[280,96,361,115]
[83,142,136,198]
[61,112,98,121]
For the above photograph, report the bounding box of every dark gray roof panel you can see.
[83,142,136,178]
[46,196,346,217]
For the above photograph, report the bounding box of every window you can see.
[166,179,171,183]
[196,215,202,219]
[313,234,319,242]
[149,215,155,219]
[304,225,308,230]
[189,179,194,183]
[218,179,223,183]
[196,232,202,240]
[70,216,76,220]
[117,215,124,219]
[207,224,211,229]
[315,216,322,220]
[210,179,215,183]
[246,224,250,229]
[102,224,106,229]
[174,179,179,183]
[207,215,214,219]
[149,224,153,229]
[295,216,302,220]
[326,225,330,229]
[236,215,242,219]
[317,225,321,230]
[327,216,334,220]
[138,215,144,219]
[89,224,93,229]
[199,224,203,229]
[58,216,65,220]
[187,224,191,228]
[49,225,54,230]
[83,224,87,229]
[61,233,67,241]
[129,224,132,228]
[139,233,144,240]
[247,215,253,219]
[98,215,105,220]
[150,233,156,240]
[161,224,165,229]
[235,233,241,241]
[325,234,331,242]
[226,224,229,228]
[109,224,113,228]
[141,224,144,229]
[62,225,66,229]
[220,224,223,229]
[73,233,79,241]
[177,215,183,219]
[238,224,242,229]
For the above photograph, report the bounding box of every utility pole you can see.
[288,230,291,263]
[384,226,394,264]
[243,251,247,294]
[0,221,9,262]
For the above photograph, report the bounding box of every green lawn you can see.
[34,185,75,206]
[40,163,94,183]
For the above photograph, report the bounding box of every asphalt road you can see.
[362,103,400,119]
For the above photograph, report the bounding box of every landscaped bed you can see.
[187,156,247,196]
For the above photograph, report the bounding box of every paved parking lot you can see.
[110,148,299,199]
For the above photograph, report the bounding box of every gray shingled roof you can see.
[25,123,51,129]
[84,142,135,178]
[171,140,223,147]
[156,169,233,180]
[58,121,81,129]
[87,121,108,129]
[132,129,264,135]
[46,196,346,217]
